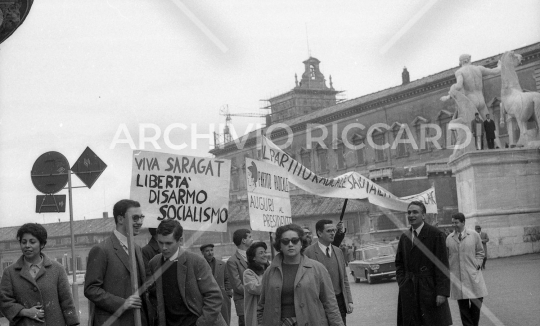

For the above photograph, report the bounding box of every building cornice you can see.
[210,43,540,156]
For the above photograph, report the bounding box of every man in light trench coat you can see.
[446,213,488,326]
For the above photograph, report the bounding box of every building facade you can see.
[210,43,540,250]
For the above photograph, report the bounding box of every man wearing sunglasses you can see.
[304,219,353,325]
[85,199,151,326]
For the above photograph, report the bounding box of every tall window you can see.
[317,148,328,172]
[372,130,386,162]
[392,123,408,157]
[300,148,311,170]
[413,116,430,152]
[336,145,346,170]
[351,134,365,165]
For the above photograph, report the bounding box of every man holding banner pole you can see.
[226,229,253,326]
[304,219,353,325]
[84,199,150,326]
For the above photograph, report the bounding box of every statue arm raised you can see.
[480,62,501,76]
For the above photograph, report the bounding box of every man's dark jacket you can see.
[84,233,151,326]
[395,223,452,326]
[142,237,160,265]
[148,251,227,326]
[483,119,496,139]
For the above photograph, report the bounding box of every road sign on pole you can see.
[31,151,69,194]
[71,147,107,189]
[36,195,66,213]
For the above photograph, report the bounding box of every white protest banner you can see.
[245,158,292,232]
[261,136,437,213]
[130,150,230,232]
[398,187,437,214]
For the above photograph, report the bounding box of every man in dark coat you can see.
[483,114,497,149]
[395,201,452,326]
[200,243,232,325]
[226,229,253,326]
[142,228,160,265]
[84,199,151,326]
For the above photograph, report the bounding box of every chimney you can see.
[402,67,410,85]
[103,212,109,219]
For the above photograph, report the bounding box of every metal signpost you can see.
[30,148,107,317]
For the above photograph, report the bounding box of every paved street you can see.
[343,253,540,326]
[2,253,539,326]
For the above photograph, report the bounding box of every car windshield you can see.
[379,246,395,257]
[363,248,379,260]
[363,246,395,260]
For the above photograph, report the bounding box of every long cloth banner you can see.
[261,136,437,213]
[130,150,231,231]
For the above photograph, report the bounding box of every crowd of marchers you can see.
[0,199,489,326]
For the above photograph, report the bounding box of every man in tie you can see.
[304,219,353,325]
[226,229,253,326]
[84,199,151,326]
[446,213,487,326]
[395,201,452,326]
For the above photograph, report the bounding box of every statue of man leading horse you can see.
[442,51,540,161]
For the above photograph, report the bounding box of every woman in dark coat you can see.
[0,223,79,326]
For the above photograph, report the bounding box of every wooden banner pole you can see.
[67,170,79,316]
[339,199,348,221]
[126,216,142,326]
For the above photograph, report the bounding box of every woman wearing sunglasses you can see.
[257,224,344,326]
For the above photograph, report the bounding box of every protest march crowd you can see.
[0,199,488,326]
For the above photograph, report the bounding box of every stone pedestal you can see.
[448,148,540,258]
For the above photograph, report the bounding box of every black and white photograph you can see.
[1,1,539,325]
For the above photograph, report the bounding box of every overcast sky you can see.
[0,0,538,228]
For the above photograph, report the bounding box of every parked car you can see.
[349,243,396,284]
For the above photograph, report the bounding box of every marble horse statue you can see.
[500,50,540,147]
